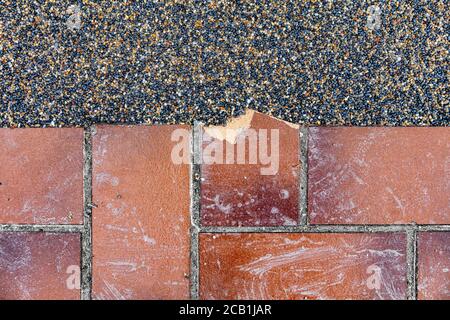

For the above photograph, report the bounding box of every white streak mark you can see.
[385,187,406,216]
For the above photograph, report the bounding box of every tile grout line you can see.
[200,224,450,234]
[0,224,83,232]
[299,127,308,226]
[81,127,93,300]
[414,229,420,300]
[417,225,450,232]
[189,122,202,300]
[406,226,418,300]
[414,228,420,300]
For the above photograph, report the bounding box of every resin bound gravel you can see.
[0,0,448,127]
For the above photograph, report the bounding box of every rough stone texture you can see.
[0,232,81,300]
[201,110,299,226]
[308,127,450,224]
[199,233,407,300]
[0,128,84,224]
[1,1,448,127]
[92,125,191,300]
[418,232,450,300]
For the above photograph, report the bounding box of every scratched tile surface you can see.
[199,233,407,300]
[418,232,450,300]
[0,232,81,300]
[92,125,191,300]
[0,128,84,224]
[308,127,450,224]
[0,1,448,127]
[201,110,300,227]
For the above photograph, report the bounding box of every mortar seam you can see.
[406,226,418,300]
[413,228,420,300]
[199,224,450,233]
[189,122,202,300]
[81,127,93,300]
[299,127,308,226]
[414,228,419,300]
[0,224,83,232]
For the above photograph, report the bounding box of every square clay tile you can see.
[200,110,300,226]
[418,232,450,300]
[0,128,84,224]
[0,232,81,300]
[308,127,450,224]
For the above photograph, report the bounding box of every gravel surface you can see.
[0,0,448,127]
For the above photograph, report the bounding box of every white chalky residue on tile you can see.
[309,128,390,223]
[104,224,129,233]
[95,172,120,186]
[93,133,110,166]
[385,187,406,217]
[99,261,138,273]
[270,207,279,214]
[106,202,127,216]
[99,280,128,300]
[238,246,335,277]
[204,195,233,214]
[206,234,406,300]
[279,189,289,199]
[280,216,297,226]
[0,237,32,273]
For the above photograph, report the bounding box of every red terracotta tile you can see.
[0,128,84,224]
[0,232,81,300]
[201,110,300,226]
[308,127,450,224]
[199,233,407,300]
[92,125,191,300]
[418,232,450,300]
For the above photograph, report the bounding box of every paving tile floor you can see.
[0,112,448,300]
